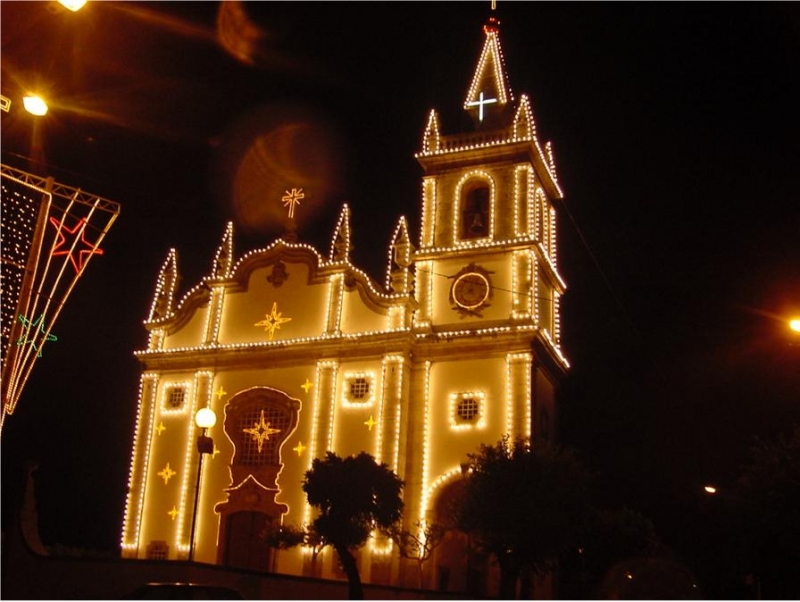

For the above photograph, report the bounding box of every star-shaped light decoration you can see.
[168,505,179,521]
[215,386,227,401]
[281,188,305,219]
[49,216,104,273]
[157,463,176,485]
[364,415,377,431]
[255,302,292,340]
[155,422,166,435]
[15,314,57,357]
[293,441,306,456]
[243,409,281,453]
[301,378,314,394]
[212,445,220,459]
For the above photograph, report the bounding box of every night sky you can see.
[2,0,799,569]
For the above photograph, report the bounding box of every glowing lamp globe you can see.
[22,95,48,116]
[58,0,87,11]
[195,407,217,429]
[790,319,800,333]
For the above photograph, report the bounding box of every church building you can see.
[121,11,569,595]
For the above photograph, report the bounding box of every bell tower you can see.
[413,13,567,368]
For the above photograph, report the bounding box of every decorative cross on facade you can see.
[254,302,292,340]
[243,409,281,453]
[281,188,305,219]
[467,91,497,122]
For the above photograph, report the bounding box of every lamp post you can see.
[189,407,216,561]
[460,462,472,595]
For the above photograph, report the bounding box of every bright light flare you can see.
[703,485,717,494]
[22,95,48,116]
[58,0,87,11]
[789,319,800,333]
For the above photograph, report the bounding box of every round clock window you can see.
[453,272,490,310]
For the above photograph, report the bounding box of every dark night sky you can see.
[2,1,799,563]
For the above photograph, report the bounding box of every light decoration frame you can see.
[174,370,212,555]
[423,466,463,524]
[121,372,159,554]
[505,352,532,437]
[378,355,405,470]
[463,28,512,112]
[385,216,413,294]
[452,170,496,247]
[147,249,179,323]
[161,382,192,415]
[304,360,338,527]
[449,391,487,431]
[340,371,376,408]
[418,361,432,526]
[420,177,437,249]
[1,165,120,427]
[422,109,441,155]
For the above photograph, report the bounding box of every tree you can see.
[730,425,800,599]
[303,451,404,599]
[390,520,447,589]
[453,436,593,599]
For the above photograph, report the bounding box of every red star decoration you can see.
[49,216,104,272]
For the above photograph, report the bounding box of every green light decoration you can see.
[15,314,58,358]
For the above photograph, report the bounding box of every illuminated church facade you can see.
[122,14,568,594]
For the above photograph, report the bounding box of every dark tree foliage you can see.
[731,425,800,599]
[303,451,403,599]
[454,436,593,599]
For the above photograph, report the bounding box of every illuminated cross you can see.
[467,91,497,122]
[293,441,306,456]
[255,302,292,340]
[157,463,177,485]
[364,415,377,431]
[168,506,179,521]
[281,188,305,219]
[215,386,227,401]
[156,422,166,435]
[243,409,281,453]
[301,378,314,393]
[49,216,104,273]
[16,314,57,357]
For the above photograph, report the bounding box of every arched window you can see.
[461,182,490,240]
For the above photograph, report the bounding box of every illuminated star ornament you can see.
[281,188,304,219]
[16,314,57,357]
[301,378,314,394]
[168,506,179,521]
[293,441,306,456]
[255,302,292,340]
[157,463,176,485]
[49,216,104,273]
[243,409,281,453]
[215,386,227,400]
[364,415,377,431]
[156,422,166,435]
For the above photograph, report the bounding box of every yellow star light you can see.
[293,441,306,456]
[157,463,177,485]
[301,378,314,393]
[364,415,377,431]
[243,409,281,453]
[168,505,178,521]
[215,386,227,400]
[155,422,166,435]
[255,302,292,340]
[212,445,221,459]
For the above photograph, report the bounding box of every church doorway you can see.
[221,510,272,571]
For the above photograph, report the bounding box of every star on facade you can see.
[281,188,305,219]
[157,463,176,485]
[215,386,227,400]
[155,422,166,435]
[212,445,220,459]
[49,216,104,273]
[255,302,292,340]
[243,409,281,453]
[293,441,306,456]
[168,505,179,521]
[16,314,57,358]
[301,378,314,393]
[364,415,377,431]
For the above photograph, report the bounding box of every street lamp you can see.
[57,0,87,11]
[22,95,48,116]
[789,318,800,334]
[189,407,216,561]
